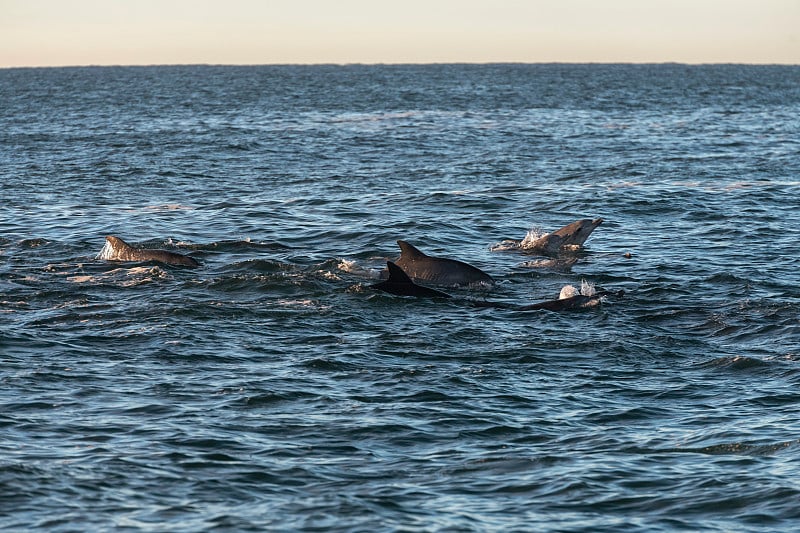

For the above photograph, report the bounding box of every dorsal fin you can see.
[372,261,452,298]
[397,240,427,259]
[385,261,414,284]
[105,235,131,251]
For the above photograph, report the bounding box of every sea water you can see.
[1,64,800,531]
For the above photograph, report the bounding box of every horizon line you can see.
[3,60,799,70]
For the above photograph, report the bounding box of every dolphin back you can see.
[394,240,493,287]
[517,294,602,311]
[472,293,604,312]
[100,235,199,268]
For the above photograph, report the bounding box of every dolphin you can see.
[373,261,621,310]
[97,236,200,268]
[470,294,602,311]
[387,240,494,287]
[472,285,623,312]
[371,261,452,298]
[515,293,604,311]
[535,218,604,252]
[495,218,604,255]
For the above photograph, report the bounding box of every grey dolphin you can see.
[389,240,494,286]
[498,218,603,255]
[371,261,452,298]
[98,236,200,268]
[538,218,604,252]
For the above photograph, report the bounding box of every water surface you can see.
[2,64,800,531]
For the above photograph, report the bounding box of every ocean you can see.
[1,63,799,532]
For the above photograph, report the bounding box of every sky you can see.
[1,0,798,67]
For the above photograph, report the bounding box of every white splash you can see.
[95,240,114,260]
[559,279,597,299]
[489,240,519,252]
[322,270,342,281]
[520,227,547,249]
[559,285,579,299]
[336,259,382,279]
[336,259,360,273]
[581,279,596,297]
[490,227,547,252]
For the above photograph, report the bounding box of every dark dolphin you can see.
[371,261,452,298]
[472,289,622,312]
[507,293,603,311]
[389,240,494,286]
[98,236,200,268]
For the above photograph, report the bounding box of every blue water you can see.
[1,64,800,532]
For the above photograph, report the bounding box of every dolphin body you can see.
[388,240,494,287]
[475,293,609,312]
[372,261,620,311]
[98,236,200,268]
[371,261,452,298]
[504,218,604,255]
[469,288,617,312]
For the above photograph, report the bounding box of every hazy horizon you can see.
[2,0,799,68]
[3,61,799,71]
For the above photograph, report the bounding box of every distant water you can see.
[2,64,799,532]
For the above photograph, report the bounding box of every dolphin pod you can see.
[98,218,615,311]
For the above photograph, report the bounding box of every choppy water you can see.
[2,64,800,532]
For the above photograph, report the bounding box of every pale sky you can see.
[1,0,798,67]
